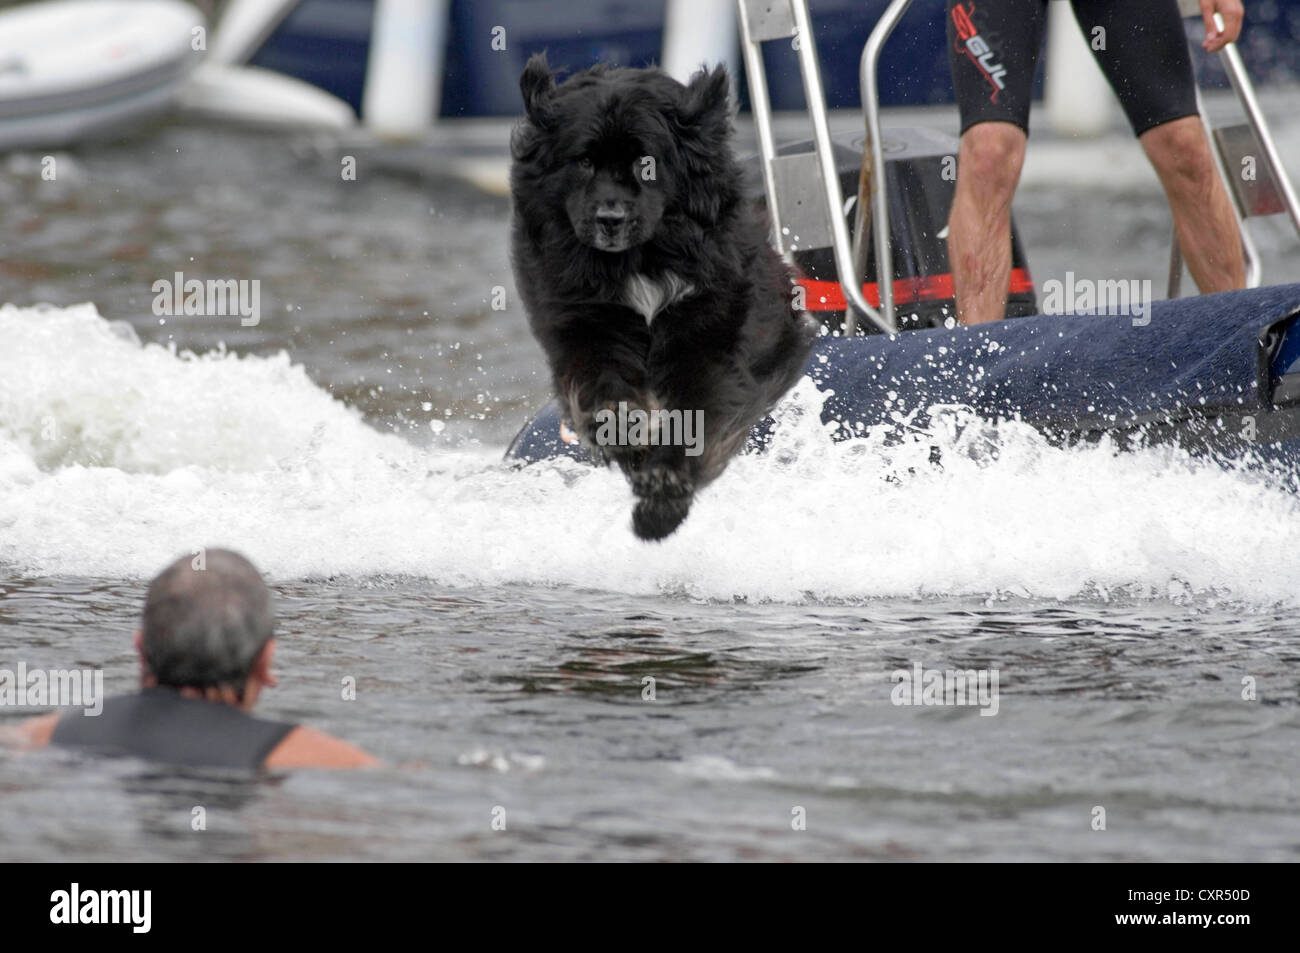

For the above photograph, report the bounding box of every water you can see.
[2,109,1299,861]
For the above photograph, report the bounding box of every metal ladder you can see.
[737,0,901,334]
[1170,0,1300,297]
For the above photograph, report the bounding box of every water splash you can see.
[2,302,1297,604]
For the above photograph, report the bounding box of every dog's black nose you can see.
[595,207,627,228]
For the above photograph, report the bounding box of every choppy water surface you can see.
[1,105,1299,861]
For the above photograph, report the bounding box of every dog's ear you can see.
[679,65,732,130]
[520,53,556,123]
[674,65,736,223]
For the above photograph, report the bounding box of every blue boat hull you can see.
[506,283,1300,472]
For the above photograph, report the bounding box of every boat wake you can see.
[2,301,1298,604]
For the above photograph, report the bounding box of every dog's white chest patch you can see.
[623,272,695,324]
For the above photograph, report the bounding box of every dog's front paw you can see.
[629,460,694,539]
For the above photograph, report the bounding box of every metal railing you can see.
[741,0,1298,325]
[1171,2,1299,295]
[853,0,914,332]
[737,0,894,334]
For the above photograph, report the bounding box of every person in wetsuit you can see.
[945,0,1247,325]
[10,549,376,770]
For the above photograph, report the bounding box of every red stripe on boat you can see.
[797,269,1034,311]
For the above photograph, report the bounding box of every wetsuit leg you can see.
[947,0,1050,134]
[1067,0,1199,135]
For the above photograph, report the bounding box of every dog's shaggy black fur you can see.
[510,54,816,540]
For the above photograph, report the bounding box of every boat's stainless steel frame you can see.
[789,0,893,333]
[1219,34,1300,236]
[736,1,781,251]
[853,0,915,333]
[737,0,893,334]
[1167,228,1184,300]
[743,0,1298,324]
[1169,6,1297,296]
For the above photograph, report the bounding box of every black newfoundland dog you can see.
[510,54,816,540]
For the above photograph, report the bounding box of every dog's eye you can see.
[576,157,593,171]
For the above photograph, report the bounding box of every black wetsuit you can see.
[51,687,296,770]
[947,0,1199,136]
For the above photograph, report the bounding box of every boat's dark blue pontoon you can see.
[508,282,1300,467]
[506,0,1300,473]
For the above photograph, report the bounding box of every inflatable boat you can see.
[506,0,1300,474]
[0,1,203,152]
[508,283,1300,469]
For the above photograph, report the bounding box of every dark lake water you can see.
[1,101,1299,860]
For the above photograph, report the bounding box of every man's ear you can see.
[520,52,556,122]
[680,64,732,129]
[134,629,155,686]
[252,638,278,689]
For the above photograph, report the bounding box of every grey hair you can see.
[141,549,274,693]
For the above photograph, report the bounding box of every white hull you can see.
[0,0,202,151]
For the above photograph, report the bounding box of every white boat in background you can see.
[0,0,202,151]
[0,0,354,153]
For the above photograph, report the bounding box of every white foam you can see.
[670,755,777,782]
[2,302,1298,604]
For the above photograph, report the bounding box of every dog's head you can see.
[512,54,734,253]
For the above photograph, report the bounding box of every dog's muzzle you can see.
[590,206,633,252]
